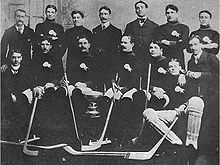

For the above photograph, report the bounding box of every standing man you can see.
[35,5,64,55]
[155,4,189,69]
[62,10,92,73]
[124,1,158,62]
[92,6,122,89]
[1,9,36,68]
[190,10,219,55]
[93,6,122,56]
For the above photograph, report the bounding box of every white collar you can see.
[15,25,25,33]
[101,22,110,29]
[194,50,203,60]
[11,65,20,74]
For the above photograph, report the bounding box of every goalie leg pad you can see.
[185,96,204,150]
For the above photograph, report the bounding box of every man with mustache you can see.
[67,35,95,85]
[62,10,92,74]
[1,9,36,69]
[92,6,122,89]
[154,4,189,69]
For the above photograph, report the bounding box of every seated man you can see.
[1,50,34,164]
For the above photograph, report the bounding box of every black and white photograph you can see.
[0,0,219,164]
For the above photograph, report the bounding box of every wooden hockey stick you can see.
[64,116,179,160]
[23,97,39,156]
[64,73,81,142]
[81,80,117,151]
[132,63,152,144]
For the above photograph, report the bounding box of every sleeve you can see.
[123,23,132,36]
[200,55,219,80]
[1,30,9,65]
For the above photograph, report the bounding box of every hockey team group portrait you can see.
[0,0,219,164]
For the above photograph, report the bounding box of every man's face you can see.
[149,42,162,57]
[11,52,22,66]
[15,10,25,26]
[199,12,211,26]
[135,3,147,18]
[99,9,110,23]
[41,40,52,53]
[78,38,91,53]
[46,8,57,20]
[168,61,181,75]
[121,36,134,52]
[72,13,83,26]
[166,8,178,22]
[189,38,202,55]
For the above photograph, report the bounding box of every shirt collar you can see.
[15,25,25,33]
[193,50,203,61]
[10,65,21,74]
[101,22,110,29]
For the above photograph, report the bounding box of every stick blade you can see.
[23,146,39,156]
[126,151,153,160]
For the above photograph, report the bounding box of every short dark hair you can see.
[189,34,202,43]
[40,35,52,44]
[199,10,212,18]
[45,5,57,12]
[99,6,111,14]
[71,10,84,18]
[149,40,166,50]
[135,0,148,8]
[15,9,26,16]
[8,49,22,58]
[77,34,92,44]
[122,35,135,44]
[165,4,178,12]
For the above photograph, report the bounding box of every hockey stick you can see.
[1,140,67,149]
[132,63,151,144]
[81,80,117,151]
[23,97,39,156]
[64,116,179,160]
[64,73,81,142]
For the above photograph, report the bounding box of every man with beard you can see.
[124,1,158,65]
[1,9,36,69]
[190,10,219,55]
[62,10,92,73]
[1,50,34,165]
[35,5,64,56]
[154,4,189,69]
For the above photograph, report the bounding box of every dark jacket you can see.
[124,18,158,60]
[154,22,189,68]
[190,26,219,55]
[186,51,219,99]
[62,26,92,69]
[1,25,36,66]
[32,49,64,87]
[92,24,122,56]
